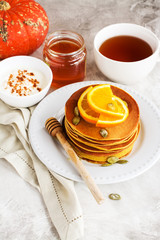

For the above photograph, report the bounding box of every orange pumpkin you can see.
[0,0,49,59]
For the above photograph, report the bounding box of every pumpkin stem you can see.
[0,1,11,11]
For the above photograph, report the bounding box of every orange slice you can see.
[78,86,99,124]
[87,84,127,117]
[78,84,129,127]
[96,112,129,127]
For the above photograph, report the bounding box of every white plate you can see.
[29,81,160,184]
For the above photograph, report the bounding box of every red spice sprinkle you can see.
[29,72,34,76]
[9,74,13,79]
[17,76,24,82]
[9,81,13,87]
[5,69,42,96]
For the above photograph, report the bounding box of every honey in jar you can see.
[43,31,87,88]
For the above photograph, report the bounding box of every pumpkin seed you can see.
[107,156,119,164]
[123,100,128,107]
[101,162,112,167]
[45,62,50,67]
[74,106,79,116]
[117,159,128,164]
[107,102,116,111]
[109,193,121,200]
[100,129,108,138]
[72,116,80,125]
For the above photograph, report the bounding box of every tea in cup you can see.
[94,23,160,84]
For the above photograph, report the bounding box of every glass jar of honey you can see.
[43,30,87,89]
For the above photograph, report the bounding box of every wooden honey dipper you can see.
[45,117,105,204]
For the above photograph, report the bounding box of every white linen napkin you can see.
[0,99,84,240]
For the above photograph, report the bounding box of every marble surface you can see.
[1,0,160,239]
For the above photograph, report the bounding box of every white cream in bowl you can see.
[2,68,46,96]
[0,56,53,108]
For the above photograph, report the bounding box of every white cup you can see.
[94,23,160,85]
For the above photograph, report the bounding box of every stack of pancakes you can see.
[64,85,140,164]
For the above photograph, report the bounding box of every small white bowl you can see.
[94,23,160,85]
[0,56,53,108]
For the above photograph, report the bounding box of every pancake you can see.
[75,147,134,163]
[70,125,140,163]
[65,85,140,141]
[65,117,138,146]
[65,123,140,152]
[64,84,140,164]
